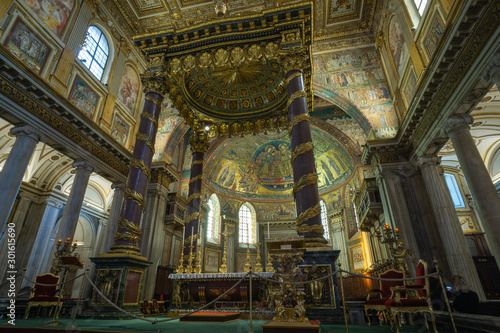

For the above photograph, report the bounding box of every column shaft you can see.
[182,132,209,259]
[445,114,500,269]
[111,89,164,255]
[54,160,93,242]
[419,156,485,299]
[0,125,44,236]
[286,69,326,248]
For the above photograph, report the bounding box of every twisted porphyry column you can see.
[285,64,327,248]
[182,131,210,262]
[110,73,168,255]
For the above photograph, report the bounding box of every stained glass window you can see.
[78,26,109,81]
[239,203,256,245]
[320,200,330,242]
[206,194,221,243]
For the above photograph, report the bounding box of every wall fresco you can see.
[4,19,51,74]
[313,46,398,138]
[388,15,409,77]
[117,65,140,113]
[68,76,98,118]
[110,113,129,145]
[23,0,75,37]
[423,13,445,61]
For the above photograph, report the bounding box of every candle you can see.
[182,225,185,244]
[267,222,270,239]
[191,226,194,246]
[58,239,62,244]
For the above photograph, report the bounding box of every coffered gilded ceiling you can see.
[111,0,378,49]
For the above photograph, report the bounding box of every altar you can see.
[169,272,274,310]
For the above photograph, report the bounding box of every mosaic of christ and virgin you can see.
[203,129,355,200]
[313,46,398,136]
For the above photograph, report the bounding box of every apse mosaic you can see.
[313,46,398,137]
[203,127,355,201]
[22,0,75,37]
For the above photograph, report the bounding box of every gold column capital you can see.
[280,47,309,75]
[140,71,169,96]
[188,131,210,153]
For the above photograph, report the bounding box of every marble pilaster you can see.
[443,114,500,269]
[0,125,45,237]
[418,155,485,299]
[101,182,126,253]
[140,183,168,299]
[54,160,94,242]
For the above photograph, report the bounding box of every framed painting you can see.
[22,0,75,37]
[402,65,418,107]
[4,19,51,74]
[117,65,140,113]
[68,76,99,118]
[349,244,366,272]
[111,113,130,145]
[204,248,220,273]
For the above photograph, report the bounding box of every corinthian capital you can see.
[280,47,309,75]
[442,114,473,136]
[188,131,210,153]
[141,72,169,96]
[10,125,46,142]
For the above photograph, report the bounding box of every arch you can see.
[320,199,330,243]
[486,142,500,179]
[77,22,114,83]
[239,202,257,245]
[206,193,221,244]
[313,82,372,134]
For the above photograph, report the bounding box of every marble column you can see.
[0,125,44,238]
[375,166,420,274]
[418,155,485,299]
[443,114,500,270]
[140,183,168,299]
[286,69,326,248]
[54,160,94,242]
[109,76,167,255]
[182,131,210,261]
[101,182,126,253]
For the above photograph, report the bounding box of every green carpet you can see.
[1,318,446,333]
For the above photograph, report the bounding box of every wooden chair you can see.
[151,299,160,315]
[140,300,151,316]
[364,269,405,326]
[385,260,438,333]
[24,273,61,319]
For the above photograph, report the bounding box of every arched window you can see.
[239,203,257,245]
[78,26,109,81]
[444,173,465,208]
[412,0,428,16]
[206,194,221,243]
[320,200,330,242]
[404,0,429,27]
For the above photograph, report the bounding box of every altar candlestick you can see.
[191,226,194,246]
[267,222,270,239]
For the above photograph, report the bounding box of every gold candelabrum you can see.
[244,243,252,273]
[375,223,412,276]
[51,238,78,275]
[195,246,202,274]
[186,245,194,274]
[219,228,232,273]
[176,245,186,274]
[254,242,263,272]
[266,251,274,272]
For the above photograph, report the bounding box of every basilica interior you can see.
[0,0,499,332]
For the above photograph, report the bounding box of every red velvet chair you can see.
[364,269,405,326]
[24,273,61,319]
[385,260,438,333]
